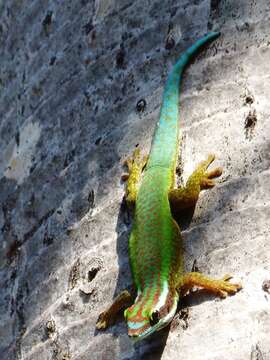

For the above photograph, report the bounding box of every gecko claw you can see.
[96,311,110,330]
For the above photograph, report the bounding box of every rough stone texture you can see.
[0,0,270,359]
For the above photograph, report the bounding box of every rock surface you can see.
[0,0,270,359]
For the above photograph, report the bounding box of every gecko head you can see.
[124,287,179,341]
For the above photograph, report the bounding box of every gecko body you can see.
[97,32,241,340]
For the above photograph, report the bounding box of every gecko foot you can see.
[198,154,223,189]
[212,274,242,298]
[96,290,133,330]
[122,148,148,204]
[96,311,111,330]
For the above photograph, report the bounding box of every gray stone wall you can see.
[0,0,270,359]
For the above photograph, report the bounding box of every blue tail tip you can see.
[211,31,221,37]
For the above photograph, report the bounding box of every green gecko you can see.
[96,32,242,340]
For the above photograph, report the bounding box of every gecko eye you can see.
[149,310,160,326]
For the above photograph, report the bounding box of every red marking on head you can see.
[128,313,149,322]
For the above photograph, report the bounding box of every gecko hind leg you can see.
[96,290,133,330]
[169,154,222,212]
[122,148,148,206]
[179,272,242,298]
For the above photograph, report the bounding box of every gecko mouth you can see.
[128,318,171,341]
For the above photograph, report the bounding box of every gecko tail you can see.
[173,31,220,73]
[146,32,220,170]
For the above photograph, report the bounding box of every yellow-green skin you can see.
[125,32,221,339]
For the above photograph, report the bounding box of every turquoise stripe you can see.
[128,321,147,330]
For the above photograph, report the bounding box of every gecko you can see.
[96,32,242,340]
